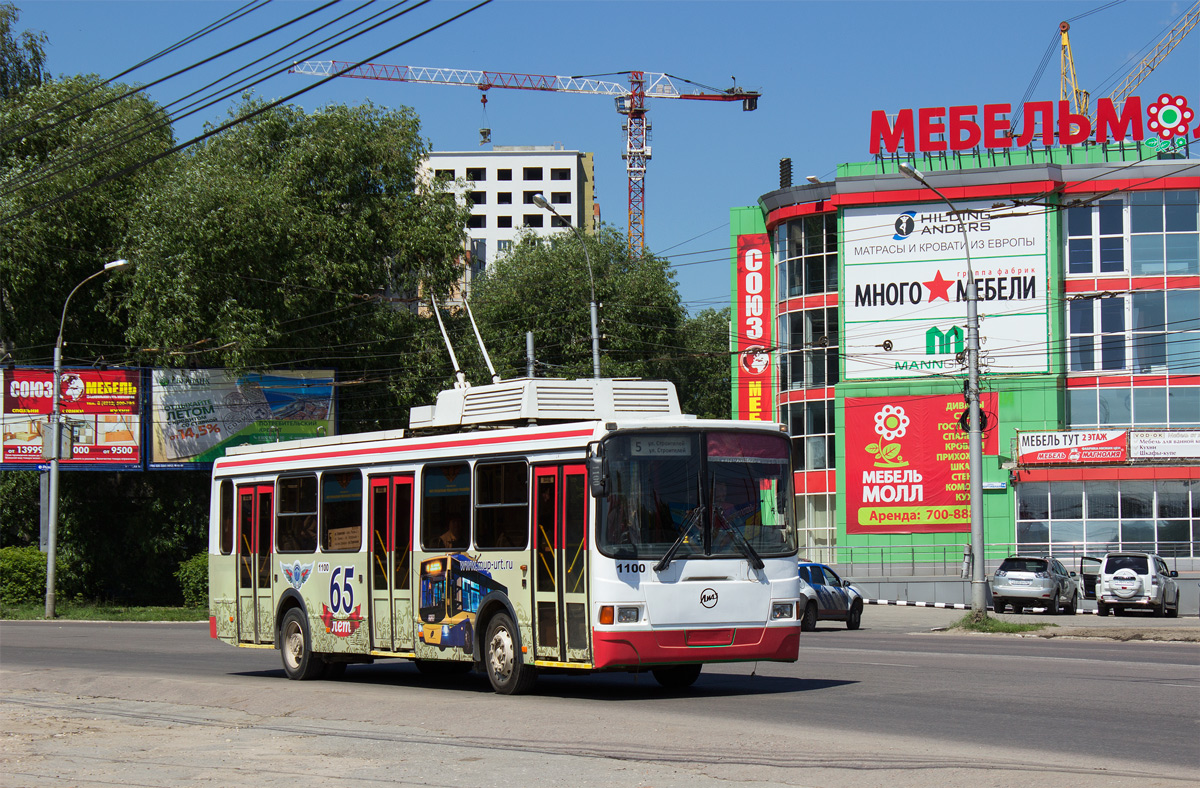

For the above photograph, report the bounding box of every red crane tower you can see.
[289,61,760,255]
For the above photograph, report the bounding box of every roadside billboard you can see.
[1017,430,1128,464]
[845,393,998,534]
[148,369,335,468]
[1,367,142,469]
[732,232,775,422]
[842,201,1049,380]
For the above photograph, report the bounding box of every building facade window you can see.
[468,191,486,206]
[550,168,571,180]
[523,167,543,180]
[434,168,454,180]
[467,215,486,228]
[465,167,485,181]
[551,192,571,204]
[497,192,512,204]
[796,492,836,564]
[1067,386,1200,427]
[497,216,513,228]
[778,307,839,391]
[1066,191,1199,277]
[497,169,512,181]
[524,214,543,228]
[1016,480,1198,558]
[784,399,835,470]
[774,213,837,299]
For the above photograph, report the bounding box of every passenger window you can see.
[277,475,318,552]
[219,479,234,554]
[322,471,363,551]
[422,463,471,551]
[475,461,528,549]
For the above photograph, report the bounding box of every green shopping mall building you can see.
[730,142,1200,569]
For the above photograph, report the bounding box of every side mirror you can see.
[586,453,606,498]
[843,579,852,588]
[1169,570,1178,578]
[1069,571,1077,577]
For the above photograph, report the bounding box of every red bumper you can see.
[592,625,800,669]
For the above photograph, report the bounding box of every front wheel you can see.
[652,664,702,689]
[1167,595,1180,618]
[280,608,323,680]
[800,601,817,632]
[1097,602,1109,616]
[1064,590,1077,616]
[484,613,537,695]
[846,602,862,630]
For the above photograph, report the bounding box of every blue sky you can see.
[14,0,1200,313]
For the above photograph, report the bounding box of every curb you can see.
[864,598,1098,614]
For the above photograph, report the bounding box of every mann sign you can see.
[842,201,1049,380]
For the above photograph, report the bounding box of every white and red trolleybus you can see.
[208,378,801,694]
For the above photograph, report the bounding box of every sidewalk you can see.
[856,599,1200,641]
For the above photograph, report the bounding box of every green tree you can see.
[468,226,688,385]
[122,98,470,431]
[0,3,45,100]
[0,75,173,362]
[675,307,733,419]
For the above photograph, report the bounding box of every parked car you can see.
[1095,552,1180,617]
[990,555,1079,614]
[1078,555,1102,600]
[797,562,863,631]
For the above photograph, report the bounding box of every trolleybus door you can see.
[368,474,415,652]
[532,464,590,663]
[236,483,274,644]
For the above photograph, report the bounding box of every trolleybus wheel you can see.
[280,608,323,680]
[484,612,536,695]
[652,664,702,689]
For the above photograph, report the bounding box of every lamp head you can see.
[805,175,821,185]
[897,162,924,181]
[531,193,551,211]
[104,259,130,271]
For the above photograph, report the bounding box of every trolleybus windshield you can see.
[597,430,795,561]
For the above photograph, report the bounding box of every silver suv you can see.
[991,555,1079,615]
[1096,552,1180,617]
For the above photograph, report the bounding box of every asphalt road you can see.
[2,609,1197,788]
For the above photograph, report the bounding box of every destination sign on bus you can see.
[630,436,692,456]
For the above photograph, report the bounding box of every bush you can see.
[1,545,48,604]
[175,551,208,608]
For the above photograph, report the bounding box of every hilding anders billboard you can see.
[842,201,1049,380]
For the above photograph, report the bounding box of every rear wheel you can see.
[1064,590,1077,616]
[1047,595,1060,615]
[280,608,323,681]
[652,664,702,689]
[800,601,817,632]
[846,602,862,630]
[993,599,1006,614]
[1012,603,1024,614]
[484,613,536,695]
[1154,599,1167,617]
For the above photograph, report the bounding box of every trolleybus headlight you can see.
[617,606,640,623]
[599,605,615,625]
[771,602,794,620]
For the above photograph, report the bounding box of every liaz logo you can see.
[700,588,718,608]
[893,211,916,240]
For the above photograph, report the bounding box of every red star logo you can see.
[923,270,954,302]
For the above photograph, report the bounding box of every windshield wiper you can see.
[653,506,703,573]
[712,507,765,570]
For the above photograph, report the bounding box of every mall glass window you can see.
[774,213,837,299]
[796,493,836,564]
[778,308,839,392]
[784,399,835,470]
[1068,386,1200,428]
[1066,190,1199,277]
[1016,480,1198,558]
[1068,291,1200,374]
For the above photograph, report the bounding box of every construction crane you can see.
[1059,21,1089,118]
[290,61,760,255]
[1059,1,1199,125]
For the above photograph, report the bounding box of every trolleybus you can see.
[208,378,801,693]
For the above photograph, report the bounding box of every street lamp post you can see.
[896,163,987,617]
[532,193,601,379]
[45,259,129,619]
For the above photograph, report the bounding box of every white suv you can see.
[1095,552,1180,617]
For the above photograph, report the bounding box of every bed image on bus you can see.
[207,378,802,694]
